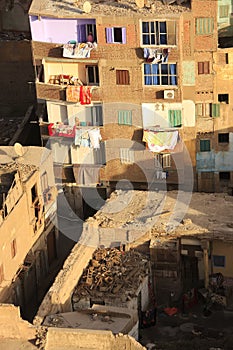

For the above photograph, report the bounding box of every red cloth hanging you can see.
[80,86,91,105]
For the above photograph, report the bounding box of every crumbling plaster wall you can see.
[45,327,146,350]
[34,240,96,325]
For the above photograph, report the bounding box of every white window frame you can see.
[141,20,176,46]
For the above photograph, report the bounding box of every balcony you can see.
[36,82,66,101]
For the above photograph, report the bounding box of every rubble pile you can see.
[72,247,149,306]
[0,163,37,181]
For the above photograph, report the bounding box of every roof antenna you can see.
[83,1,92,13]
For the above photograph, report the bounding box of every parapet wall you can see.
[45,328,146,350]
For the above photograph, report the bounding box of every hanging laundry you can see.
[156,171,167,180]
[88,128,102,149]
[74,128,83,146]
[80,86,91,105]
[74,128,91,147]
[143,48,170,64]
[143,130,178,153]
[63,42,97,59]
[66,85,81,102]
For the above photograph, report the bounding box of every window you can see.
[90,105,103,126]
[144,63,177,86]
[218,133,229,143]
[198,62,210,74]
[211,103,220,117]
[41,172,48,193]
[36,64,44,82]
[105,27,126,44]
[162,154,171,168]
[218,94,229,104]
[31,184,38,203]
[86,65,99,85]
[120,148,134,164]
[141,21,176,45]
[213,255,225,267]
[168,110,182,127]
[219,5,229,18]
[200,139,210,152]
[118,110,132,125]
[11,239,17,258]
[116,70,130,85]
[77,23,97,43]
[195,103,210,117]
[0,264,4,284]
[225,53,229,64]
[219,172,230,180]
[195,18,214,35]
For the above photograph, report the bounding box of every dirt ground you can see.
[140,298,233,350]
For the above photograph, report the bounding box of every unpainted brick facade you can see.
[30,0,233,192]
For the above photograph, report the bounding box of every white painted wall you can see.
[142,101,195,128]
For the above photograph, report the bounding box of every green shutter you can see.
[196,18,213,35]
[211,103,220,117]
[200,139,210,152]
[168,110,182,127]
[196,103,202,117]
[118,110,132,125]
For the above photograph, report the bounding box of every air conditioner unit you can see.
[164,90,175,99]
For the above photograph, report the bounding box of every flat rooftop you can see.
[43,306,135,334]
[29,0,191,18]
[0,146,51,181]
[86,190,233,243]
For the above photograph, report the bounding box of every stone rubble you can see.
[72,247,149,306]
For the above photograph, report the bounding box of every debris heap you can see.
[72,248,149,307]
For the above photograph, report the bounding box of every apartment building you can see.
[28,0,233,193]
[0,145,59,320]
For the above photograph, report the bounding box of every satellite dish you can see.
[83,1,92,13]
[14,143,25,157]
[136,0,145,8]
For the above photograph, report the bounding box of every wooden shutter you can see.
[203,61,209,74]
[200,139,210,152]
[168,110,182,127]
[106,27,114,43]
[198,62,204,74]
[118,110,132,125]
[120,148,134,164]
[162,154,171,168]
[196,18,213,35]
[211,103,220,117]
[116,70,130,85]
[198,62,209,74]
[219,5,229,18]
[166,21,176,45]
